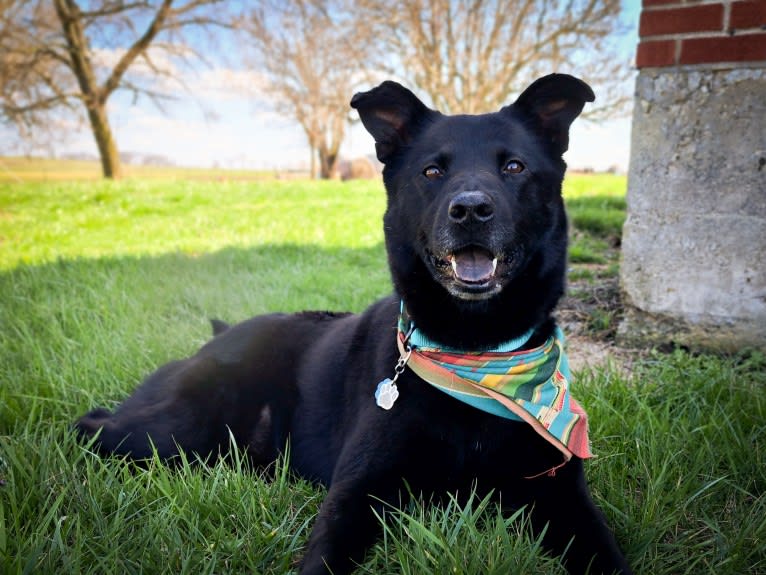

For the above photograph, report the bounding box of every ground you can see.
[558,266,639,372]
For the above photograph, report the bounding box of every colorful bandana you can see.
[397,309,592,462]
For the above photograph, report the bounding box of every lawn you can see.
[0,173,764,574]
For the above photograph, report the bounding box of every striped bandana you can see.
[397,308,592,462]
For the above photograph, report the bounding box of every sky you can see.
[2,1,641,173]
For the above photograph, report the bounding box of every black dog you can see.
[75,74,632,575]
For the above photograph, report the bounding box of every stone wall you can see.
[620,1,766,352]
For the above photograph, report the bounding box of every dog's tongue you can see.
[449,249,497,283]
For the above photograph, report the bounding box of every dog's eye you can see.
[423,166,444,179]
[503,160,525,175]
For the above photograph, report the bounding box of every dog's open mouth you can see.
[429,246,507,300]
[448,247,497,285]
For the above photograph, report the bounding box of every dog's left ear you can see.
[508,73,595,154]
[351,81,436,163]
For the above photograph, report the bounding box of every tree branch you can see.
[100,0,173,100]
[79,1,151,19]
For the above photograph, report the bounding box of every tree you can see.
[0,0,231,179]
[242,0,373,179]
[358,0,629,116]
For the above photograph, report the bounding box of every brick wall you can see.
[637,0,766,68]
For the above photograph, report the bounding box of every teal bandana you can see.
[396,305,592,463]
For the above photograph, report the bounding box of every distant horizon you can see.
[0,152,630,177]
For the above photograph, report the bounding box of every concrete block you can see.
[620,68,766,351]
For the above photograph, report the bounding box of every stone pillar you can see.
[619,0,766,352]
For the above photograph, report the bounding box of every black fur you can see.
[75,74,631,575]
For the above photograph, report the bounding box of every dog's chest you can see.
[406,404,561,485]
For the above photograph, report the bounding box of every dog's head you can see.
[351,75,594,346]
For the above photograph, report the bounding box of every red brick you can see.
[680,33,766,64]
[730,1,766,29]
[639,4,724,37]
[636,40,678,67]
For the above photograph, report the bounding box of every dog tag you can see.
[375,378,399,410]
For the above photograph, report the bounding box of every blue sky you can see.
[2,1,641,172]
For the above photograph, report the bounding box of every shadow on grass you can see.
[565,194,626,239]
[0,242,390,430]
[2,241,391,315]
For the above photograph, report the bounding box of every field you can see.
[1,169,764,574]
[0,156,282,183]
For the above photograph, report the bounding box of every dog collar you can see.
[384,302,592,463]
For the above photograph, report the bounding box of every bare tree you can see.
[0,0,232,179]
[242,0,373,179]
[357,0,630,116]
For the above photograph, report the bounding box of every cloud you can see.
[192,68,270,102]
[92,47,180,82]
[110,105,310,169]
[92,46,271,102]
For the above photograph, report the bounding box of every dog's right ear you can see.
[351,81,435,163]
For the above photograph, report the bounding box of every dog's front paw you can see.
[74,408,112,438]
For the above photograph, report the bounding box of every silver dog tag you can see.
[375,378,399,410]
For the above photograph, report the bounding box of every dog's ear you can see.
[351,81,435,163]
[508,74,595,154]
[210,318,230,335]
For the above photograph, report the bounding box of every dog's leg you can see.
[298,440,408,575]
[299,479,398,575]
[523,459,633,575]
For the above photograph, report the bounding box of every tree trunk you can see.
[87,101,121,179]
[318,148,338,180]
[54,0,119,179]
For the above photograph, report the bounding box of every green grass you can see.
[1,173,765,574]
[0,179,384,270]
[563,174,625,271]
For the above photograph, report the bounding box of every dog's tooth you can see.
[450,256,458,274]
[492,258,498,274]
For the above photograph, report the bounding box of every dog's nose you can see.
[448,191,494,224]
